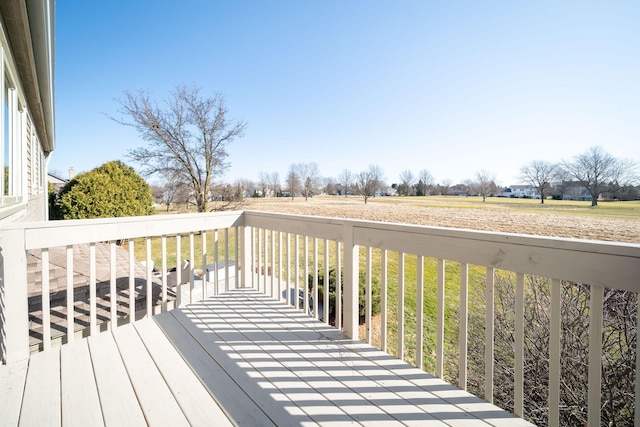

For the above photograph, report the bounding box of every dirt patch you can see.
[241,197,640,244]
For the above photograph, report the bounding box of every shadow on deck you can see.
[1,288,534,426]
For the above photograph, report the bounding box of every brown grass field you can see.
[238,195,640,244]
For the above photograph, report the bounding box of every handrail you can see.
[243,210,640,292]
[3,211,245,249]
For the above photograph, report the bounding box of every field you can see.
[239,195,640,243]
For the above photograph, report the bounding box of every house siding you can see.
[0,2,53,224]
[26,112,31,196]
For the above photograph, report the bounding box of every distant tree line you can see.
[231,146,637,207]
[520,146,638,206]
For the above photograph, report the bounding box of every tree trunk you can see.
[195,191,206,212]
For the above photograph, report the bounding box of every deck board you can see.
[133,316,232,427]
[19,347,61,427]
[87,330,146,427]
[0,359,28,426]
[179,303,321,426]
[60,339,104,426]
[5,288,535,426]
[161,307,282,426]
[111,323,190,427]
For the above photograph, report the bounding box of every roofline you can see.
[47,172,67,182]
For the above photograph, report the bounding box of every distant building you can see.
[503,185,540,199]
[450,184,469,197]
[561,181,593,201]
[47,172,68,192]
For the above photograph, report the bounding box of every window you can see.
[4,79,11,197]
[0,60,22,208]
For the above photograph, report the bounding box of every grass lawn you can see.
[369,195,640,220]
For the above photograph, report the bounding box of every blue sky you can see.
[52,1,640,187]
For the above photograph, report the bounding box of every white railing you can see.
[1,209,639,426]
[0,211,246,362]
[241,211,640,427]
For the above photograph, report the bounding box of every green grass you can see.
[368,195,640,220]
[368,249,488,379]
[131,230,238,273]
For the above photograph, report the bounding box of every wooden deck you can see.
[0,288,533,426]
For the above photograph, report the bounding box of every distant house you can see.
[47,172,68,192]
[450,184,469,197]
[561,181,593,201]
[503,185,541,199]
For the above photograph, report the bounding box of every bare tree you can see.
[156,166,192,211]
[439,179,451,196]
[114,84,246,212]
[563,146,638,207]
[462,275,636,426]
[149,183,164,204]
[286,165,301,200]
[355,165,382,204]
[163,179,191,211]
[209,183,243,211]
[257,171,270,197]
[267,171,281,197]
[294,162,320,201]
[416,169,434,196]
[551,168,573,200]
[235,178,254,199]
[520,161,557,204]
[323,177,338,195]
[418,169,434,187]
[369,164,385,197]
[338,169,353,196]
[398,169,416,196]
[474,170,496,202]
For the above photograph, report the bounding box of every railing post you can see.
[548,278,561,427]
[342,223,359,339]
[588,285,604,426]
[241,226,251,288]
[0,228,29,363]
[485,266,495,403]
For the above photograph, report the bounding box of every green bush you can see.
[54,161,154,220]
[308,267,381,325]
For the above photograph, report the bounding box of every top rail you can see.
[3,211,245,250]
[243,210,640,293]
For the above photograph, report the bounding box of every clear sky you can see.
[52,1,640,187]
